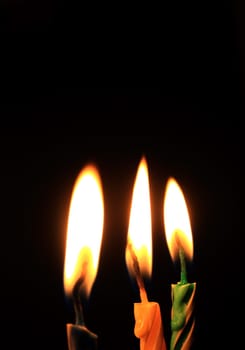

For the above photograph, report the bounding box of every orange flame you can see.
[63,165,104,298]
[126,156,152,279]
[163,177,193,262]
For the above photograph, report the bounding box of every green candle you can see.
[163,177,196,350]
[170,246,196,350]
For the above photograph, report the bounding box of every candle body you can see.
[66,323,98,350]
[170,282,196,350]
[134,301,167,350]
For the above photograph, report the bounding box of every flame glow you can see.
[126,156,152,279]
[163,177,193,262]
[63,165,104,298]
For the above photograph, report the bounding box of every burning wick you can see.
[179,248,187,285]
[72,277,85,325]
[72,259,88,325]
[175,232,188,285]
[127,241,148,303]
[66,260,98,350]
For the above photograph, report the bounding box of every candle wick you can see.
[127,241,148,303]
[179,248,188,284]
[72,262,88,326]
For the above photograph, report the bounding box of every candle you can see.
[126,156,167,350]
[63,164,104,350]
[163,177,196,350]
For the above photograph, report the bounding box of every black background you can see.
[0,1,244,350]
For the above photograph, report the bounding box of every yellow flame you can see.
[126,156,152,279]
[163,177,193,262]
[63,164,104,298]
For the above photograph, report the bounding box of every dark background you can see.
[0,1,244,350]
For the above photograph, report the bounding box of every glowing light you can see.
[64,165,104,298]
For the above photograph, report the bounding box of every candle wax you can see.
[66,323,98,350]
[170,282,196,350]
[134,301,167,350]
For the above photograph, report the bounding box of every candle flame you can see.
[163,177,193,262]
[126,156,152,279]
[63,164,104,298]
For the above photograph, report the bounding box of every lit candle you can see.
[126,156,167,350]
[63,164,104,350]
[163,177,196,350]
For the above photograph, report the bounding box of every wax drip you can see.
[72,261,88,325]
[127,241,148,302]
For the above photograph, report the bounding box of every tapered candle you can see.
[163,177,196,350]
[64,164,104,350]
[126,156,167,350]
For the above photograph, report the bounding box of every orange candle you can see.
[63,165,104,350]
[126,156,167,350]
